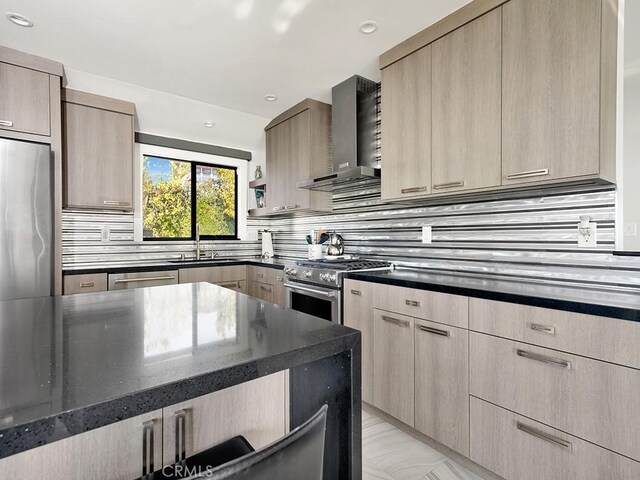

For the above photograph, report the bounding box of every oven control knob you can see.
[285,268,297,277]
[320,273,328,282]
[328,274,337,282]
[304,270,312,279]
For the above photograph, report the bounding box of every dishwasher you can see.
[108,270,179,290]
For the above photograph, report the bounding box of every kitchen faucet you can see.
[194,223,218,260]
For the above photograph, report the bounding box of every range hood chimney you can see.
[297,75,380,191]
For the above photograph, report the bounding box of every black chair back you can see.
[186,404,327,480]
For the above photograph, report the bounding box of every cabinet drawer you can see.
[108,271,178,290]
[469,298,640,369]
[470,397,640,480]
[372,283,468,328]
[215,279,247,294]
[179,265,246,284]
[373,309,414,426]
[415,319,469,455]
[248,266,276,285]
[248,280,275,303]
[0,62,50,136]
[470,332,640,460]
[64,273,108,294]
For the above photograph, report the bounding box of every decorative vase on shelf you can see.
[254,165,262,180]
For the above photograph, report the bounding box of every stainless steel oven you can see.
[284,282,341,324]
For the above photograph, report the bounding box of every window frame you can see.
[142,155,239,241]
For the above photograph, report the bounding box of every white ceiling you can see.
[0,0,470,118]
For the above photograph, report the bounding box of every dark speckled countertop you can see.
[345,268,640,322]
[0,282,359,459]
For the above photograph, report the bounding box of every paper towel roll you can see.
[261,231,274,259]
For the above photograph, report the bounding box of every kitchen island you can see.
[0,282,361,480]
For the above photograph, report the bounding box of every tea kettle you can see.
[326,233,345,256]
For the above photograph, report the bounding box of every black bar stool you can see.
[147,404,327,480]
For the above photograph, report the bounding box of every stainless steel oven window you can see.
[284,283,341,324]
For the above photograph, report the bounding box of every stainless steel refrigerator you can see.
[0,138,52,301]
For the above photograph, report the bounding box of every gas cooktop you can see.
[285,258,393,287]
[295,259,392,271]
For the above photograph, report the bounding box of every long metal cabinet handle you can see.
[506,168,549,180]
[175,409,188,465]
[114,276,176,284]
[516,349,572,369]
[381,315,410,328]
[217,281,240,288]
[416,324,450,337]
[0,120,14,127]
[529,323,556,335]
[142,420,155,478]
[401,186,428,194]
[433,181,465,189]
[516,422,572,450]
[350,289,361,296]
[405,299,420,307]
[103,200,131,206]
[80,282,95,288]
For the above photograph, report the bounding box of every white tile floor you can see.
[362,409,483,480]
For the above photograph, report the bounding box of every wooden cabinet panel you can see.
[248,280,275,303]
[432,9,501,193]
[64,99,134,209]
[415,319,469,455]
[343,280,374,404]
[381,45,432,201]
[469,298,640,369]
[371,282,468,328]
[63,273,108,294]
[470,332,640,461]
[502,0,602,184]
[273,272,287,307]
[470,397,640,480]
[162,372,286,467]
[178,265,247,285]
[247,265,276,285]
[265,122,288,213]
[0,410,163,480]
[373,308,414,426]
[0,63,50,136]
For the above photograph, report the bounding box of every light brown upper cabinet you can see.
[63,89,135,210]
[502,0,612,185]
[257,99,331,216]
[431,9,501,193]
[0,62,51,137]
[380,45,431,201]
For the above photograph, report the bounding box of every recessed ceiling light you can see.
[264,95,278,102]
[359,20,378,34]
[6,12,34,27]
[203,121,216,128]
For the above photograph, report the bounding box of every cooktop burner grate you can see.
[295,259,392,271]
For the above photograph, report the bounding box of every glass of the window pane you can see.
[196,165,236,237]
[142,156,192,239]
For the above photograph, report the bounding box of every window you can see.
[142,155,237,240]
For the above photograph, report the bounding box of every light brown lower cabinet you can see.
[470,397,640,480]
[0,409,163,480]
[273,273,288,307]
[373,308,415,427]
[162,371,286,468]
[414,319,469,456]
[63,273,108,294]
[248,280,275,303]
[214,279,247,294]
[343,280,374,404]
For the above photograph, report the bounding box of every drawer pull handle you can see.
[142,420,155,478]
[405,300,420,307]
[517,422,572,451]
[401,186,428,194]
[516,349,572,370]
[103,200,131,206]
[416,324,449,337]
[433,181,465,190]
[174,409,188,465]
[350,289,361,296]
[285,204,299,210]
[260,286,272,293]
[276,276,283,282]
[80,282,95,288]
[0,120,14,127]
[114,276,176,284]
[257,273,264,277]
[272,206,285,211]
[381,315,410,328]
[217,281,240,288]
[506,168,549,180]
[530,323,556,335]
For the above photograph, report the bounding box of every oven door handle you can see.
[284,283,338,298]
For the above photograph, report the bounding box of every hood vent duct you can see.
[297,75,381,191]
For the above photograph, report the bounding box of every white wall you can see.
[63,68,269,212]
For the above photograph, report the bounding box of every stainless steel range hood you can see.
[297,75,380,191]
